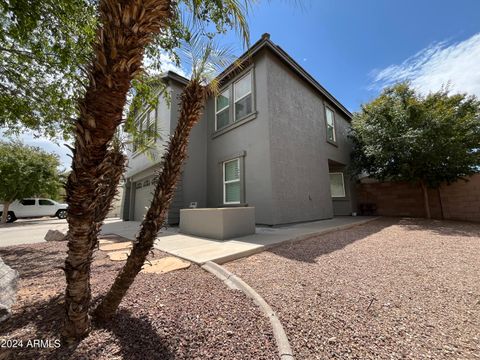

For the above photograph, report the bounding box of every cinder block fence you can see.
[357,174,480,222]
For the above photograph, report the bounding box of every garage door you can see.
[134,177,154,221]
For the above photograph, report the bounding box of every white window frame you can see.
[233,71,253,122]
[215,88,230,131]
[329,172,346,198]
[325,106,336,143]
[223,158,241,205]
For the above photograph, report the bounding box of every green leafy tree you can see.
[0,142,62,223]
[0,0,96,139]
[350,83,480,218]
[0,0,251,140]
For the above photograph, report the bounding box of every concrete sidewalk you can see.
[101,216,377,264]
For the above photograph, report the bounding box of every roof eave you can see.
[216,36,352,120]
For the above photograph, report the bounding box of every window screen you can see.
[216,90,230,130]
[234,72,252,121]
[223,158,241,204]
[325,107,336,142]
[329,173,345,198]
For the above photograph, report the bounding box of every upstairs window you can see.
[132,109,156,153]
[223,158,241,204]
[325,106,336,143]
[329,172,345,198]
[132,114,145,153]
[215,70,254,131]
[146,109,157,140]
[216,89,230,129]
[234,72,253,121]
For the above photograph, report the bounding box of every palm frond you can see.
[182,0,255,48]
[178,33,240,92]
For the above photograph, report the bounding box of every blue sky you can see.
[214,0,480,112]
[4,0,480,169]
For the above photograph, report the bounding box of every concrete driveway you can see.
[0,218,120,247]
[0,218,68,247]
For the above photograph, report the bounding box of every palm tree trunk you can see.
[93,148,127,231]
[63,0,172,342]
[93,80,205,322]
[420,181,431,219]
[1,201,11,224]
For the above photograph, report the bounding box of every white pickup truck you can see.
[0,198,68,223]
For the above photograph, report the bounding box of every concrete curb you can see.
[202,261,294,360]
[211,216,379,265]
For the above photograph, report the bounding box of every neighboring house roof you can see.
[162,70,189,86]
[163,33,352,120]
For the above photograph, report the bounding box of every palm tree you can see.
[93,37,239,321]
[62,0,175,341]
[63,0,252,342]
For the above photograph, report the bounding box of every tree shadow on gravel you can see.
[268,218,396,263]
[0,295,81,360]
[98,309,174,360]
[396,218,480,237]
[1,293,174,360]
[0,246,66,280]
[0,245,119,281]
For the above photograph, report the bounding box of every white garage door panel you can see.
[134,178,154,221]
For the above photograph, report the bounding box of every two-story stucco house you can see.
[121,33,356,226]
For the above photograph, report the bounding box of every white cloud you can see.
[370,33,480,97]
[144,51,188,78]
[158,52,188,77]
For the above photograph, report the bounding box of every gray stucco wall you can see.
[123,78,205,224]
[125,87,171,179]
[266,51,354,223]
[123,47,355,225]
[204,50,275,225]
[169,81,208,210]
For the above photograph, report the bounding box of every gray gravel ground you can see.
[225,218,480,359]
[0,242,277,359]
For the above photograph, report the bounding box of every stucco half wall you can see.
[179,207,256,240]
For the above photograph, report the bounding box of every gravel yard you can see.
[225,218,480,359]
[0,242,276,359]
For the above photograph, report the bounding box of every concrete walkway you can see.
[101,216,377,264]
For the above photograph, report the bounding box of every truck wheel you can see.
[57,210,67,219]
[6,212,16,223]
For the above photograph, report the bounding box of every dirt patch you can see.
[0,242,276,359]
[226,218,480,359]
